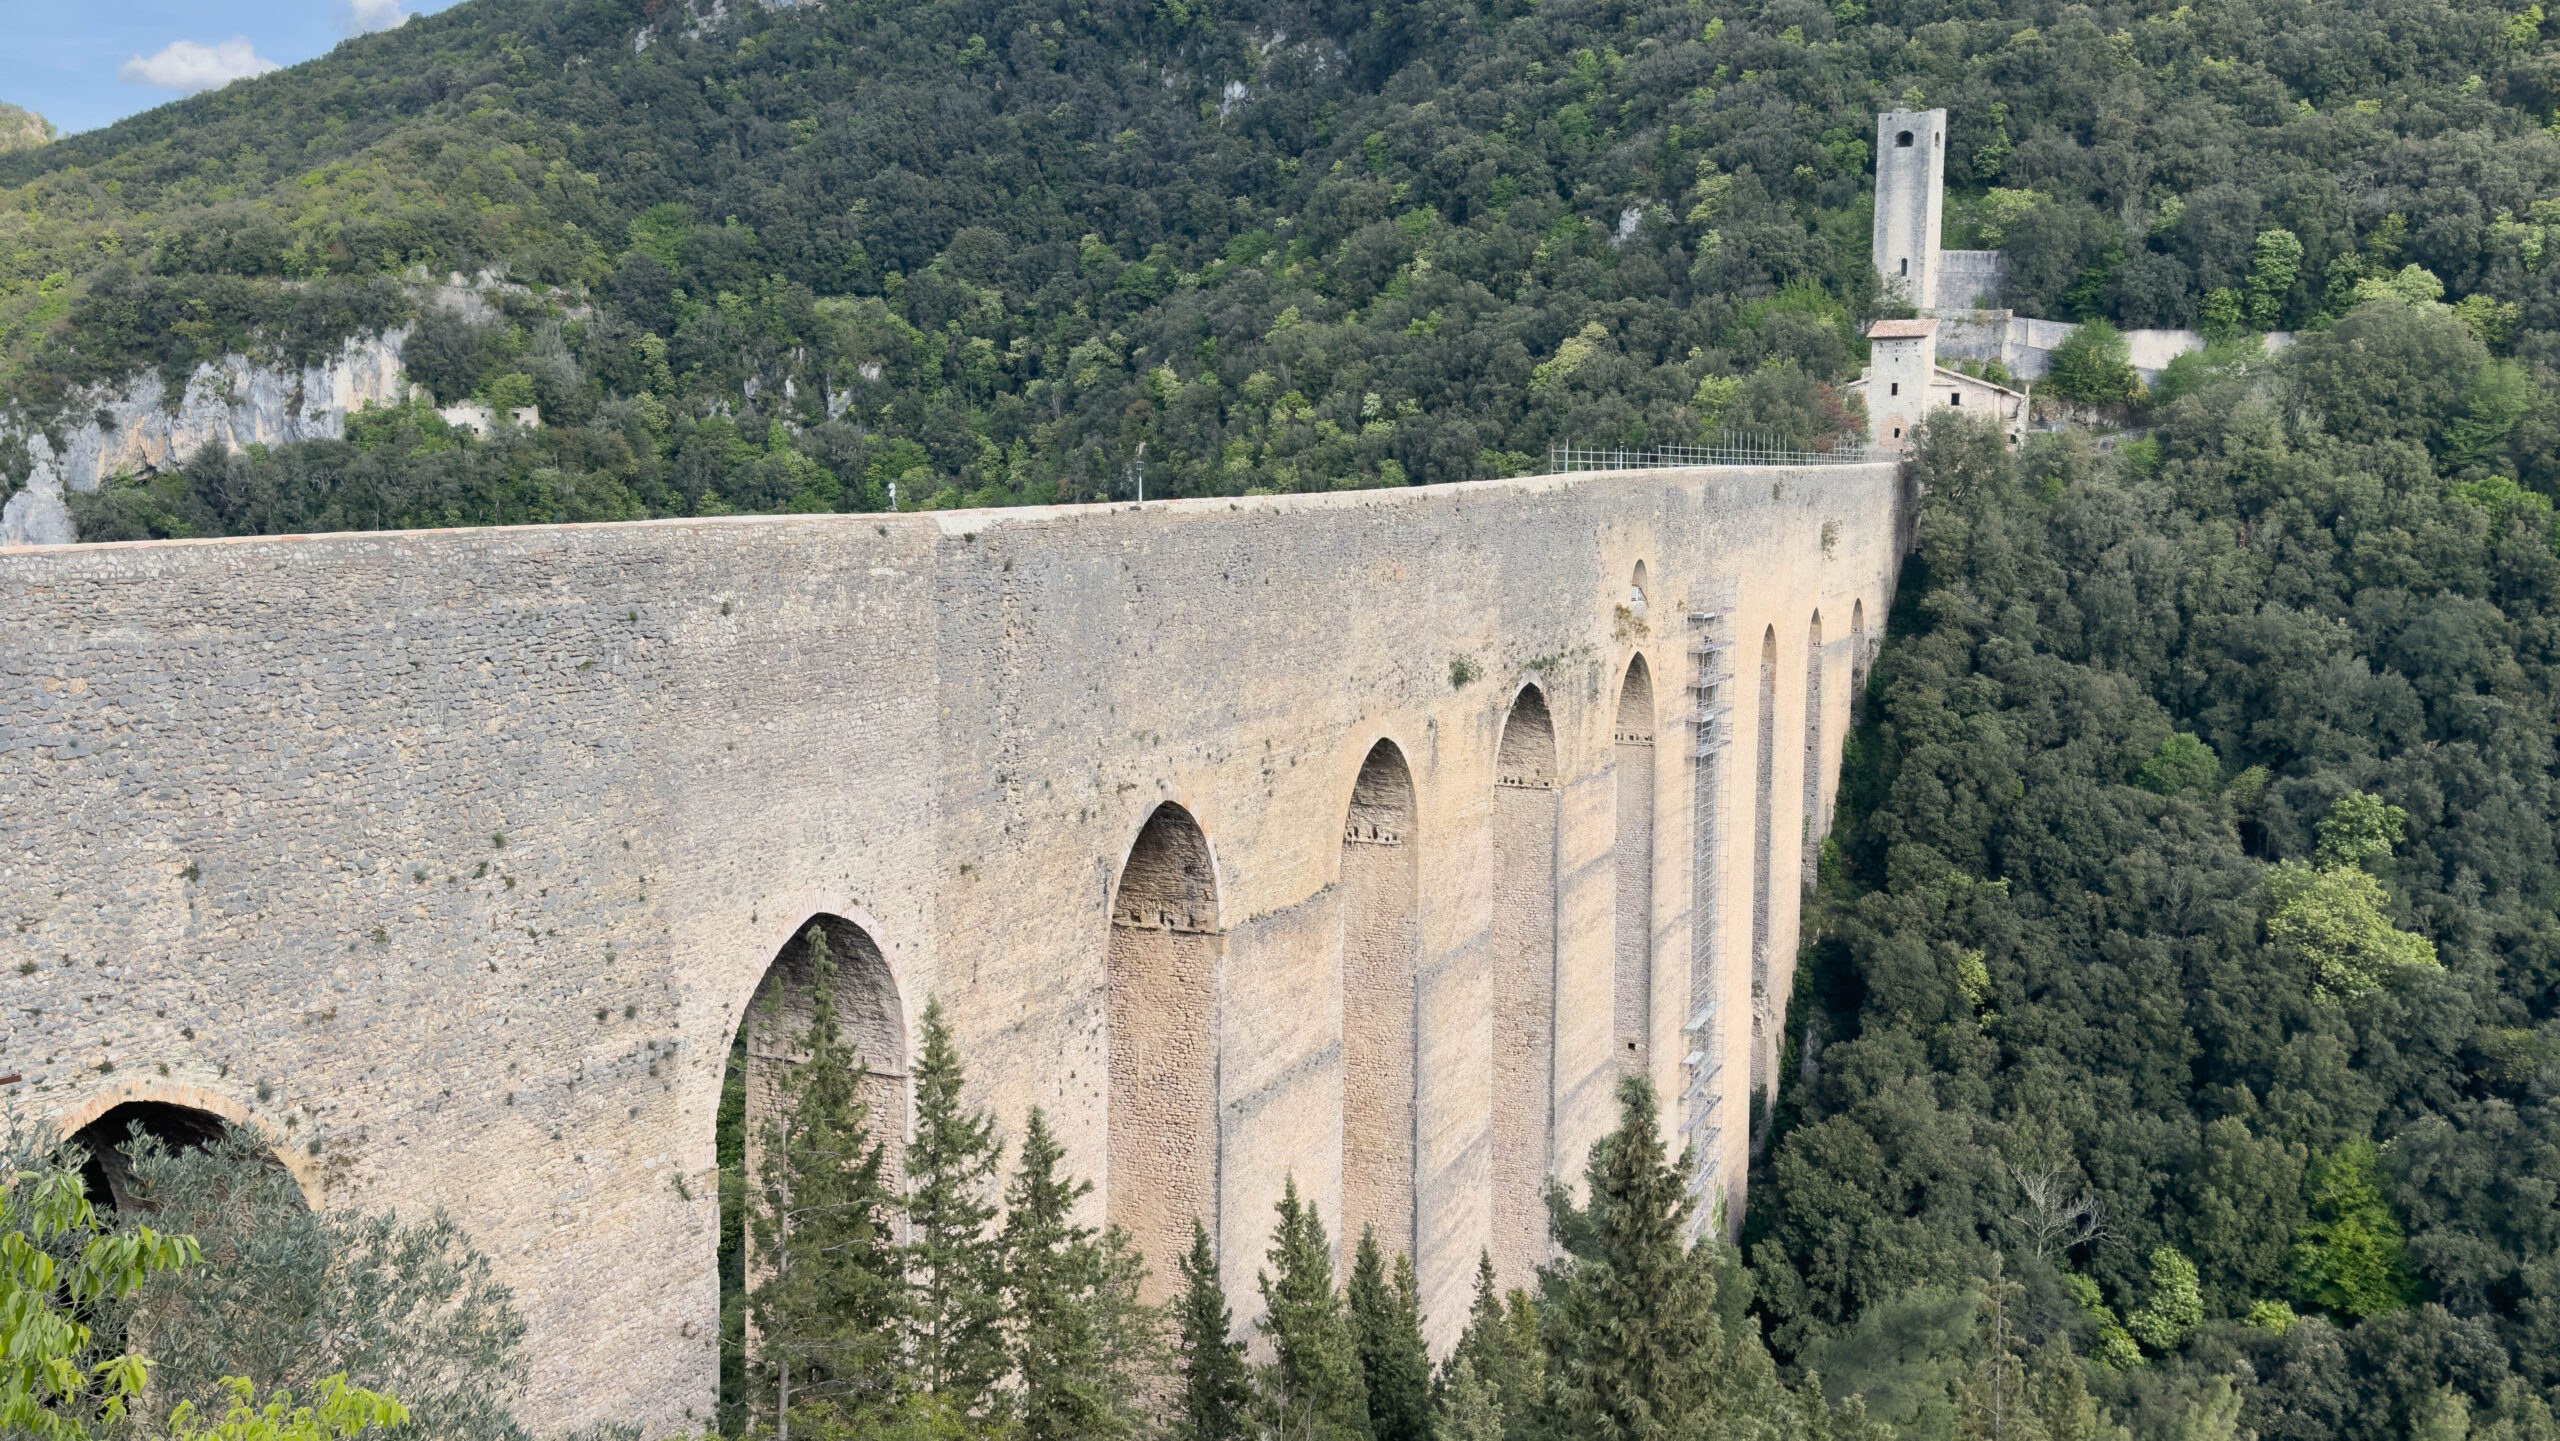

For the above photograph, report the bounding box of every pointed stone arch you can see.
[719,912,907,1422]
[1802,611,1826,889]
[1613,656,1657,1078]
[1490,684,1558,1286]
[733,915,910,1189]
[1107,802,1223,1301]
[1850,599,1870,722]
[1750,625,1778,1125]
[1339,740,1420,1263]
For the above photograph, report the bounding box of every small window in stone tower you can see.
[1889,382,1899,396]
[1899,258,1908,275]
[1896,130,1914,147]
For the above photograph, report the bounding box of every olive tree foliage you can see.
[103,1126,530,1441]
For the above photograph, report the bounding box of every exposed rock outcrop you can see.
[1,329,410,547]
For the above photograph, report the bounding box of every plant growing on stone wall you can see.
[103,1127,526,1441]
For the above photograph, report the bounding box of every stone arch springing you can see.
[1490,684,1558,1287]
[1750,625,1778,1122]
[1107,802,1222,1302]
[1339,740,1420,1264]
[69,1101,300,1215]
[1802,611,1825,890]
[1613,656,1657,1079]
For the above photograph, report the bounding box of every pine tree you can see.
[1174,1219,1250,1441]
[1954,1258,2042,1441]
[1438,1253,1538,1441]
[1001,1107,1119,1441]
[1540,1075,1777,1441]
[1348,1229,1433,1441]
[744,925,908,1438]
[906,997,1009,1415]
[1434,1358,1505,1441]
[1255,1177,1373,1441]
[1090,1225,1170,1438]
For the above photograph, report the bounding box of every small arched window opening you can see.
[1899,258,1908,275]
[1896,130,1914,147]
[1628,560,1649,617]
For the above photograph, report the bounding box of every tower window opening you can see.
[1899,258,1908,275]
[1896,130,1914,147]
[1889,382,1899,396]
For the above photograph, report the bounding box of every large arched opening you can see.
[1802,611,1826,889]
[1613,657,1657,1079]
[1750,625,1778,1131]
[1339,740,1420,1265]
[1490,684,1558,1287]
[1106,802,1223,1303]
[1850,599,1870,722]
[69,1100,300,1215]
[718,914,907,1426]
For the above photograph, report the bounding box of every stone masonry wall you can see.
[0,461,1905,1431]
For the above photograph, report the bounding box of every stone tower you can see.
[1863,318,1937,448]
[1872,108,1947,310]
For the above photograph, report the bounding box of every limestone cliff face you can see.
[0,328,410,547]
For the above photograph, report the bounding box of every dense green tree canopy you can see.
[18,0,2560,536]
[1755,312,2560,1434]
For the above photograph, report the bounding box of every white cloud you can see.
[343,0,411,36]
[117,38,280,95]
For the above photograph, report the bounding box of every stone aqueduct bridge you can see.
[2,461,1907,1431]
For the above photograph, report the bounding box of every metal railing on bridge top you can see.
[1548,435,1896,470]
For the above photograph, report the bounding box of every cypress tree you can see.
[1001,1107,1118,1441]
[1540,1075,1777,1441]
[1349,1228,1434,1441]
[1174,1219,1251,1441]
[743,925,907,1438]
[905,997,1008,1415]
[1440,1252,1539,1441]
[1256,1177,1373,1441]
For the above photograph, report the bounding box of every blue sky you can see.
[1,0,466,137]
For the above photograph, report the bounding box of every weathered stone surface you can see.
[0,330,411,547]
[1,461,1904,1430]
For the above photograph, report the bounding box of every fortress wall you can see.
[1,460,1905,1430]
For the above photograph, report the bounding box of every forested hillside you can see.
[11,0,2559,537]
[1761,332,2560,1438]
